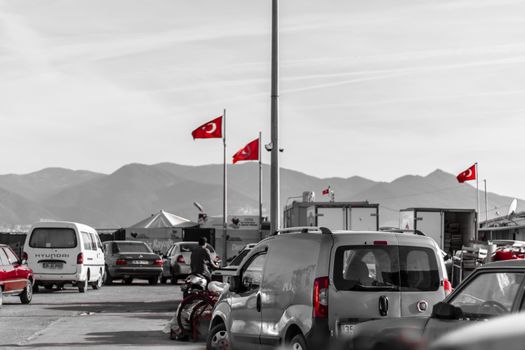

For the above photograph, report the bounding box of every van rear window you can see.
[29,228,77,249]
[333,246,439,292]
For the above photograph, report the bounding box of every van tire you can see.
[171,275,179,285]
[207,323,230,350]
[0,289,3,308]
[78,279,88,293]
[160,276,168,284]
[124,278,133,285]
[20,280,33,304]
[92,274,103,290]
[148,277,158,285]
[289,333,308,350]
[104,267,113,285]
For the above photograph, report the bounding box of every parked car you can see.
[351,259,525,350]
[23,221,105,293]
[431,311,525,350]
[0,244,33,307]
[161,241,220,284]
[207,227,450,350]
[102,240,163,285]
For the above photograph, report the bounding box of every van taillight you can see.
[77,252,84,265]
[443,278,452,296]
[22,252,28,262]
[116,259,127,265]
[313,276,329,318]
[177,255,185,264]
[374,240,388,245]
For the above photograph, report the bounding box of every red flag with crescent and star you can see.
[232,138,259,164]
[191,116,223,139]
[456,164,476,183]
[322,187,331,195]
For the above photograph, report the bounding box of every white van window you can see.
[88,232,98,251]
[81,232,94,251]
[400,247,440,292]
[29,228,77,249]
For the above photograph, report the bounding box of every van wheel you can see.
[0,289,3,308]
[289,333,308,350]
[78,279,88,293]
[20,280,33,304]
[104,267,113,285]
[207,323,230,350]
[124,278,133,285]
[148,277,158,285]
[92,274,103,290]
[171,275,179,285]
[160,276,168,284]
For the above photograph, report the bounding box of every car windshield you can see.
[333,245,440,292]
[450,271,524,318]
[29,228,77,249]
[115,242,151,253]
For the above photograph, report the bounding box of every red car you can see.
[0,244,33,307]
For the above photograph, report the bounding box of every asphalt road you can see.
[0,280,205,349]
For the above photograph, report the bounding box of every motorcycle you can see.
[181,273,208,298]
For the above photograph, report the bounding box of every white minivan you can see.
[23,221,105,293]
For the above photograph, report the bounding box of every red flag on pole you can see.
[457,164,477,183]
[322,186,331,195]
[232,138,259,164]
[191,116,223,139]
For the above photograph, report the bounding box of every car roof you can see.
[108,240,147,244]
[480,259,525,269]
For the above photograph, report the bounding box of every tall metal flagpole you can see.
[270,0,280,235]
[222,108,228,262]
[476,162,480,238]
[258,131,263,241]
[484,179,488,222]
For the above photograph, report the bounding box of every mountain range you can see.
[0,163,522,229]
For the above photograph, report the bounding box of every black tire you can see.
[104,267,113,285]
[20,280,33,304]
[0,289,3,309]
[148,277,159,285]
[33,283,40,294]
[92,273,103,290]
[78,279,88,293]
[289,333,308,350]
[124,278,133,285]
[160,276,168,284]
[207,323,230,350]
[44,284,54,291]
[171,275,178,285]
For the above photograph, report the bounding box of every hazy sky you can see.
[1,0,525,198]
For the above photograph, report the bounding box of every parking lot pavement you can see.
[0,280,206,349]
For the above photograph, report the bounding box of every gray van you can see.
[207,227,450,350]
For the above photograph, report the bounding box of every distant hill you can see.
[0,163,521,228]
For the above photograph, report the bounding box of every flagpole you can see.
[476,162,479,238]
[484,178,488,221]
[258,131,263,241]
[222,108,228,263]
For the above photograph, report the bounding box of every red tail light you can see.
[177,255,185,264]
[22,252,28,262]
[443,278,452,296]
[374,240,388,245]
[313,276,329,318]
[116,259,127,265]
[77,252,84,265]
[154,259,163,267]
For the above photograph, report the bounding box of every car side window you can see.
[0,248,11,266]
[242,253,267,291]
[88,233,98,251]
[450,271,524,318]
[4,247,19,264]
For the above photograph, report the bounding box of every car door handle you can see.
[379,295,389,316]
[256,292,262,312]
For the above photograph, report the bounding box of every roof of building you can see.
[128,210,197,229]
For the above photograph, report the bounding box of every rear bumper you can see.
[305,318,331,349]
[34,272,80,284]
[110,267,162,279]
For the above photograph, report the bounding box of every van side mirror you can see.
[229,275,241,292]
[431,302,464,320]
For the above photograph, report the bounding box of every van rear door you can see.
[329,233,401,338]
[396,235,445,317]
[27,227,78,276]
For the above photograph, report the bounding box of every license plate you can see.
[43,262,63,269]
[131,260,149,265]
[340,324,356,337]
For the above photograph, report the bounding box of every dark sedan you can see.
[351,259,525,350]
[102,241,163,285]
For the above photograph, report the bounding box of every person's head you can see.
[198,237,207,246]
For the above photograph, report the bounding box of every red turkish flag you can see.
[457,164,476,183]
[232,138,259,164]
[191,116,223,139]
[322,187,330,195]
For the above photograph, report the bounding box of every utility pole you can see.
[270,0,280,235]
